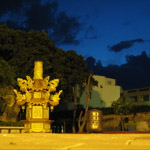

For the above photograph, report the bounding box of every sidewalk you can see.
[0,133,150,149]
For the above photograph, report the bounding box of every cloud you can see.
[0,0,23,16]
[108,39,145,52]
[25,1,57,31]
[0,0,32,18]
[84,25,99,40]
[51,11,81,45]
[0,0,82,45]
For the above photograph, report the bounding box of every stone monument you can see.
[14,61,62,133]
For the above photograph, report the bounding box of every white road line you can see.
[125,140,133,145]
[62,143,84,149]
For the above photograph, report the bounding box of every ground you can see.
[0,133,150,149]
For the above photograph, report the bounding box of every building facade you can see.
[122,87,150,106]
[79,75,122,108]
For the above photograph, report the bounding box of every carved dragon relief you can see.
[14,75,62,106]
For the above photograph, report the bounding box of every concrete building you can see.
[79,75,122,108]
[122,87,150,106]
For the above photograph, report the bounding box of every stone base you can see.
[22,119,53,133]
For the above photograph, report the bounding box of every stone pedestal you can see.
[22,120,53,133]
[22,105,53,133]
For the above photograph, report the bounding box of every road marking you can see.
[125,140,133,145]
[2,134,7,136]
[62,143,84,149]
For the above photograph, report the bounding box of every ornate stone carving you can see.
[42,76,50,89]
[17,78,27,92]
[26,76,34,89]
[14,61,62,133]
[14,89,26,105]
[51,90,62,102]
[14,76,62,105]
[49,79,59,92]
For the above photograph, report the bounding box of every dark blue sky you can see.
[0,0,150,66]
[56,0,150,66]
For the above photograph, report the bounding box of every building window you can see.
[139,88,149,92]
[141,95,149,101]
[128,90,137,93]
[108,81,112,85]
[120,93,123,97]
[130,96,138,102]
[100,85,103,88]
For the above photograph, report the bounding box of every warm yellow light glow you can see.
[34,61,43,79]
[14,61,62,133]
[31,123,43,132]
[32,106,43,118]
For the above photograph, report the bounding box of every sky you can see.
[55,0,150,66]
[0,0,150,67]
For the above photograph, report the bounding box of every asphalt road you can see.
[0,133,150,149]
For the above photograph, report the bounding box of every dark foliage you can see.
[0,25,91,112]
[131,105,150,113]
[86,51,150,90]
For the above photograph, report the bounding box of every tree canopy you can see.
[86,52,150,90]
[111,97,131,115]
[0,24,91,104]
[0,24,56,78]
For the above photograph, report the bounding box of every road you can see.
[0,133,150,149]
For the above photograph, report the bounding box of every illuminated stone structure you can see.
[14,61,62,133]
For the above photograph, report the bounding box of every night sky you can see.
[1,0,150,66]
[1,0,150,89]
[56,0,150,66]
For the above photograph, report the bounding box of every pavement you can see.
[0,133,150,150]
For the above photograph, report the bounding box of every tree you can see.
[0,24,58,120]
[94,60,103,75]
[51,49,91,132]
[111,97,132,131]
[0,58,16,86]
[78,74,93,133]
[0,58,17,118]
[0,24,56,79]
[0,25,92,127]
[86,57,96,73]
